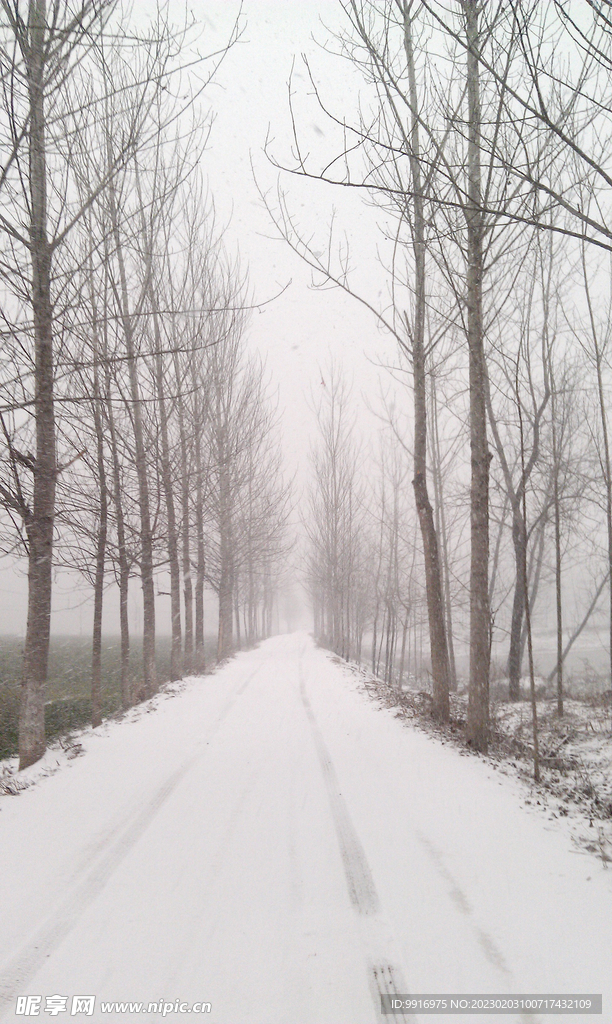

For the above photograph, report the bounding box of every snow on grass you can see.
[346,659,612,868]
[0,676,193,797]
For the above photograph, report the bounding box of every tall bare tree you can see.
[0,0,140,768]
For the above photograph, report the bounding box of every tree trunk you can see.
[193,412,206,674]
[105,378,131,707]
[464,0,491,752]
[507,503,527,700]
[107,173,156,696]
[518,514,547,669]
[176,385,194,674]
[234,589,241,649]
[91,380,107,728]
[551,389,563,715]
[404,4,450,722]
[398,615,408,691]
[217,573,234,661]
[518,394,540,781]
[19,0,56,769]
[430,372,458,690]
[216,425,234,661]
[153,310,182,682]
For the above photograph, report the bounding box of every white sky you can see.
[196,0,397,453]
[0,0,399,634]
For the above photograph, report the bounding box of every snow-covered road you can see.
[1,633,610,1024]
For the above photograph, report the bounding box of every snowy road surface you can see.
[1,633,610,1024]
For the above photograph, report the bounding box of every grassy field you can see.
[0,636,218,761]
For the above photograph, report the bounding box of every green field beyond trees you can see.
[0,637,217,760]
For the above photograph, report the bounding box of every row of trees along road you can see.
[273,1,612,754]
[0,2,289,770]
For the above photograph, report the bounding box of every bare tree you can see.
[485,241,554,700]
[0,0,148,768]
[306,368,368,661]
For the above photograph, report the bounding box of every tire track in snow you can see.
[300,672,379,915]
[299,662,416,1023]
[71,666,256,880]
[413,833,542,1024]
[415,834,509,973]
[300,652,543,1024]
[0,664,261,1020]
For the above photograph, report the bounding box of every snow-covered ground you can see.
[1,633,610,1024]
[369,668,612,865]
